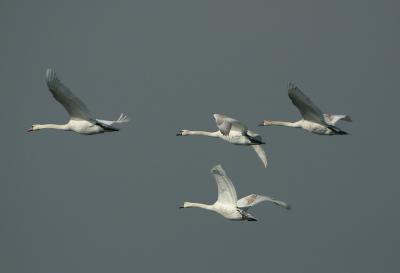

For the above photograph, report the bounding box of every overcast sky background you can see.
[1,1,399,272]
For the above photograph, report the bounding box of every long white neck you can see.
[267,120,301,128]
[183,202,214,211]
[186,130,220,137]
[37,124,69,130]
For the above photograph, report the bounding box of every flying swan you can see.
[180,164,290,221]
[177,114,268,168]
[28,69,130,135]
[259,83,351,135]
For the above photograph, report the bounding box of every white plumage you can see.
[28,69,130,135]
[180,165,290,221]
[260,83,351,135]
[177,114,268,168]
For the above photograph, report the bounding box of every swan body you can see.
[30,119,122,135]
[178,130,256,145]
[182,202,244,220]
[264,120,337,135]
[260,83,351,135]
[180,165,290,221]
[177,114,268,168]
[28,69,130,135]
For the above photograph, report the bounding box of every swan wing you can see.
[323,114,352,125]
[288,83,325,124]
[45,69,93,120]
[211,165,238,206]
[213,114,247,135]
[237,194,290,210]
[96,113,131,125]
[251,145,268,168]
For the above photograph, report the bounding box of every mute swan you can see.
[28,69,130,135]
[259,83,351,135]
[177,114,268,168]
[180,165,290,221]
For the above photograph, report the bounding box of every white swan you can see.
[180,165,290,221]
[28,69,130,135]
[259,83,351,135]
[177,114,268,168]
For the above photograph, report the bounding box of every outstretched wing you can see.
[237,194,290,210]
[251,145,268,168]
[96,113,131,125]
[45,69,92,120]
[288,83,325,124]
[323,114,352,125]
[213,114,247,135]
[211,165,237,206]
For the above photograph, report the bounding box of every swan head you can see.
[179,202,190,209]
[258,120,272,126]
[176,129,190,136]
[27,124,41,132]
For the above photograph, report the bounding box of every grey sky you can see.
[1,1,399,272]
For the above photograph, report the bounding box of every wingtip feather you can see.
[45,68,55,78]
[288,81,297,91]
[45,68,58,85]
[116,113,131,123]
